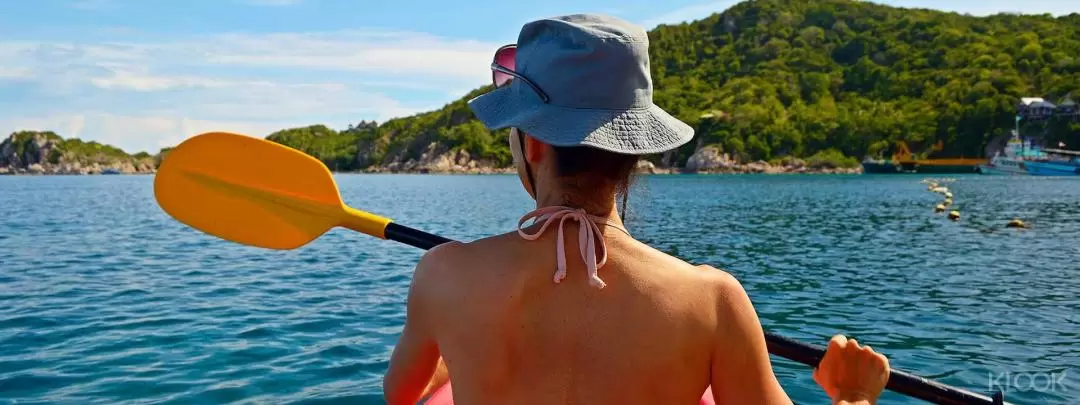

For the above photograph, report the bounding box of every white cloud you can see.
[0,78,433,154]
[0,28,499,153]
[0,67,32,79]
[6,115,87,141]
[89,73,237,91]
[2,112,401,155]
[202,31,494,82]
[1,30,495,91]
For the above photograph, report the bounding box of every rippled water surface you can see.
[1,174,1078,404]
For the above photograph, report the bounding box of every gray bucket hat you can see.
[467,14,695,155]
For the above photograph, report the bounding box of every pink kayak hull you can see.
[424,382,716,404]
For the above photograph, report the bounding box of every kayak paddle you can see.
[153,131,1008,405]
[153,131,450,251]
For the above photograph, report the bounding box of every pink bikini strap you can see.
[516,206,628,289]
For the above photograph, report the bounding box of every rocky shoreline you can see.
[1,131,157,176]
[0,165,860,175]
[0,135,860,176]
[0,162,155,175]
[348,143,862,175]
[0,151,861,176]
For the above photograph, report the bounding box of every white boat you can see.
[978,135,1033,175]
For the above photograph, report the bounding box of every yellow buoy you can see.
[1007,218,1028,228]
[943,198,952,206]
[944,191,953,199]
[948,210,960,221]
[935,204,946,213]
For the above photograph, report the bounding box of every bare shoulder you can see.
[409,232,520,297]
[693,264,742,291]
[412,240,464,279]
[693,264,751,307]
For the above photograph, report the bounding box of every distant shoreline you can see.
[0,168,865,176]
[0,153,864,176]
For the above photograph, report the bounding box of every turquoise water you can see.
[1,174,1077,404]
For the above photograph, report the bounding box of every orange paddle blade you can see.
[153,131,391,250]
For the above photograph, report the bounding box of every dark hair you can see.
[550,145,639,217]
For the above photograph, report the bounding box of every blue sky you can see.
[0,0,1074,154]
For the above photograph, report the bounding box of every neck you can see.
[535,183,624,226]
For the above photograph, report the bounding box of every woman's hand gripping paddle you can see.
[153,132,1008,405]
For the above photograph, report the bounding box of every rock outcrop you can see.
[0,131,62,169]
[685,145,737,172]
[0,131,156,175]
[364,142,513,174]
[355,142,861,175]
[681,145,860,174]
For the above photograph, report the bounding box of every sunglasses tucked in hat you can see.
[467,14,695,155]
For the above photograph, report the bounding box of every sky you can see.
[0,0,1075,154]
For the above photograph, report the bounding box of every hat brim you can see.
[467,84,695,155]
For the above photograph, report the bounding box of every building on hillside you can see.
[1056,98,1078,119]
[1017,97,1057,120]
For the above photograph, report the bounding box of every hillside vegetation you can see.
[266,0,1080,171]
[648,0,1080,165]
[0,131,158,174]
[9,0,1080,173]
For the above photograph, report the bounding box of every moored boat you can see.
[860,157,899,173]
[1024,147,1080,176]
[977,158,1027,175]
[978,136,1080,176]
[977,134,1044,175]
[862,141,981,174]
[1024,160,1080,176]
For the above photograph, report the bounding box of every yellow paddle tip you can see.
[154,131,390,249]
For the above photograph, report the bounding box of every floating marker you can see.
[935,204,946,213]
[948,210,960,221]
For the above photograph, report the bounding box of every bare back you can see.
[408,222,789,405]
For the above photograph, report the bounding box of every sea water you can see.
[1,174,1077,404]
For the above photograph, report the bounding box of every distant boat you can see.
[860,157,899,173]
[978,134,1080,176]
[102,168,121,175]
[1024,148,1080,176]
[861,141,981,174]
[978,136,1032,175]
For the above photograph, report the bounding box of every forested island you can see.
[3,0,1078,175]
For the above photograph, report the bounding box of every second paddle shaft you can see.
[381,222,1009,405]
[766,334,1006,405]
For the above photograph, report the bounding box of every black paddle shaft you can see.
[767,334,1008,405]
[383,222,1010,405]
